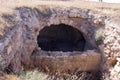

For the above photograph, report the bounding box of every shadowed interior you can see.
[37,24,86,52]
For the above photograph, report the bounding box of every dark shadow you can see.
[37,24,86,52]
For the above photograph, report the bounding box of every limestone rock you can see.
[0,4,120,80]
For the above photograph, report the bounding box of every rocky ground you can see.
[0,0,120,80]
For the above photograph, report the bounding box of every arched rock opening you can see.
[0,7,107,77]
[37,24,86,52]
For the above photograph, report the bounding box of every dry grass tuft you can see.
[0,70,49,80]
[0,70,102,80]
[20,70,49,80]
[0,74,21,80]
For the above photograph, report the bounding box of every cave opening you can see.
[37,24,86,52]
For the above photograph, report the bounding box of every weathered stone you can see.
[31,50,101,73]
[0,3,120,80]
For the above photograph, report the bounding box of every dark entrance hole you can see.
[37,24,86,52]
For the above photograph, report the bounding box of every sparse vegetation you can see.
[0,0,120,80]
[0,70,49,80]
[95,28,104,45]
[0,74,21,80]
[0,70,102,80]
[20,70,48,80]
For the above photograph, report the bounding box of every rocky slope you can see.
[0,1,120,80]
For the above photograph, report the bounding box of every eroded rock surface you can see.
[0,6,104,72]
[0,5,119,80]
[31,50,101,73]
[104,19,120,80]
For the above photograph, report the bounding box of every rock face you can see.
[31,50,101,73]
[0,5,119,80]
[104,19,120,80]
